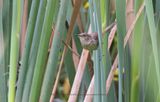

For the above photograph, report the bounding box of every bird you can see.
[77,32,99,51]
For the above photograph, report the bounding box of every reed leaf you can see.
[28,0,59,101]
[16,0,40,101]
[0,3,7,102]
[145,0,160,101]
[8,0,22,101]
[115,0,126,102]
[39,0,68,101]
[20,0,47,102]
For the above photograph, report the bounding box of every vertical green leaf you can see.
[0,2,7,102]
[115,0,126,102]
[130,1,144,102]
[94,0,107,101]
[20,0,47,102]
[100,0,106,29]
[88,0,101,102]
[1,0,12,101]
[8,0,22,101]
[2,1,12,91]
[145,0,160,101]
[15,0,40,101]
[89,0,108,101]
[40,0,69,101]
[29,0,59,101]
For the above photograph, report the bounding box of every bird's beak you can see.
[77,34,83,37]
[75,33,86,37]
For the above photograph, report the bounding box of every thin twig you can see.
[102,21,116,35]
[106,55,118,94]
[124,2,145,47]
[72,0,84,33]
[108,25,117,49]
[72,38,80,69]
[49,64,61,102]
[62,40,80,57]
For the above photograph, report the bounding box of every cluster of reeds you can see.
[0,0,160,102]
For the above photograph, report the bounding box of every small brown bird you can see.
[77,32,99,51]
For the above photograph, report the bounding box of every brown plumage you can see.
[78,32,99,51]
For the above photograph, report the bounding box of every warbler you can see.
[77,32,99,51]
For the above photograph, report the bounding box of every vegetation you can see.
[0,0,160,102]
